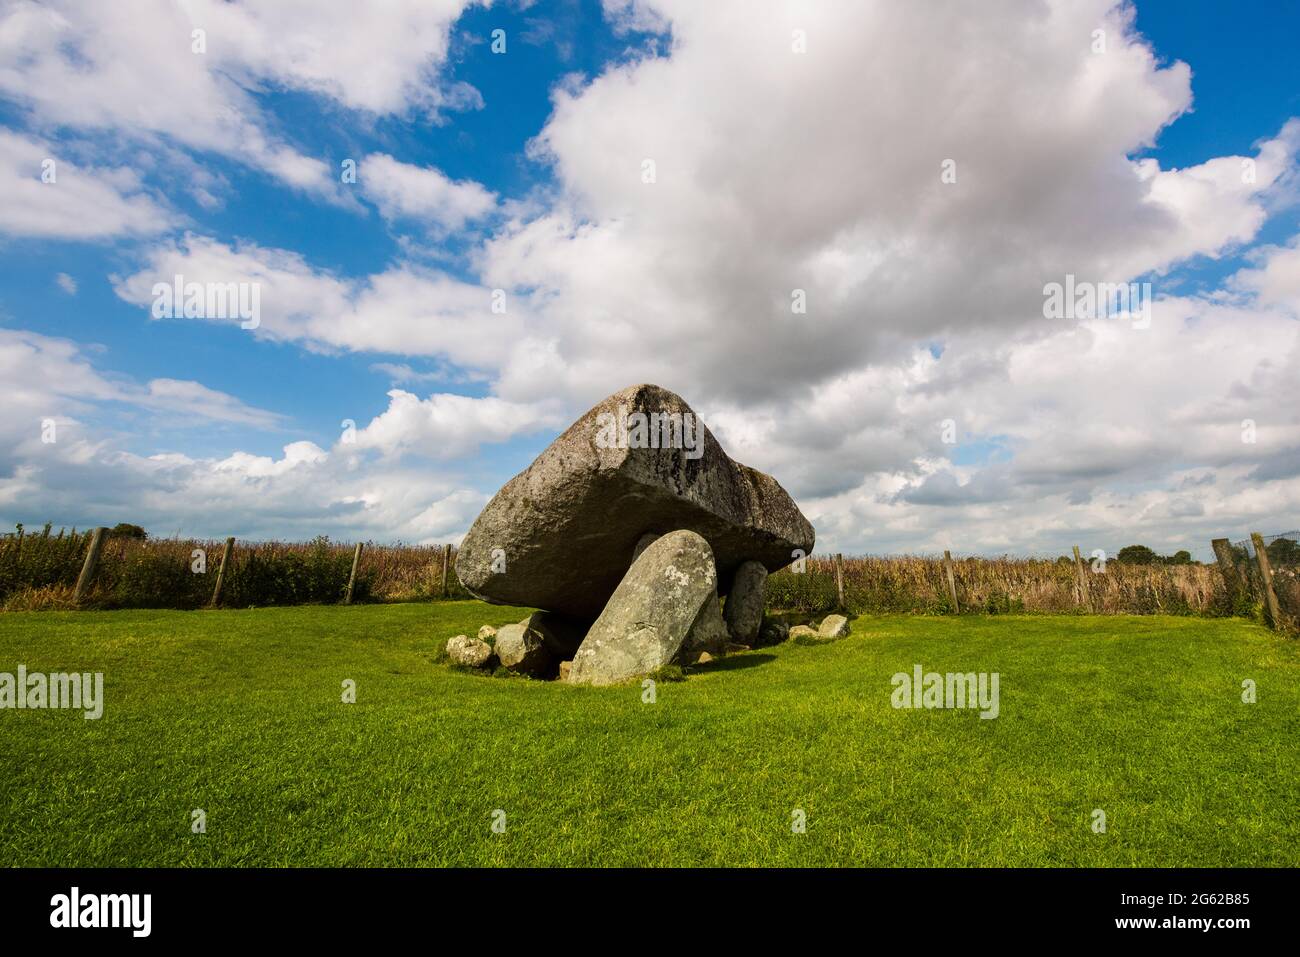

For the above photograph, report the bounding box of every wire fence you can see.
[0,528,471,611]
[1229,530,1299,561]
[4,523,1299,630]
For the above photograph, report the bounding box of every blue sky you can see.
[1131,0,1300,293]
[2,0,1299,559]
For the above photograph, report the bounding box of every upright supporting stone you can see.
[209,536,235,607]
[73,526,108,606]
[680,593,729,663]
[1251,533,1282,629]
[631,532,659,563]
[344,542,364,604]
[942,550,959,613]
[723,560,767,644]
[570,530,717,686]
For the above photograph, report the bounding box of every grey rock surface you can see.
[568,530,717,685]
[495,621,555,676]
[723,560,768,644]
[678,592,730,663]
[446,634,493,668]
[818,614,851,638]
[456,384,815,618]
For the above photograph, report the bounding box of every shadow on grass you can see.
[693,653,778,673]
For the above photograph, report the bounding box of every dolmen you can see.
[456,383,815,685]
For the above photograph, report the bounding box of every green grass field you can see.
[1,603,1296,866]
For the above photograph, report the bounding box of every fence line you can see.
[1230,530,1299,556]
[1,525,1296,631]
[0,530,471,610]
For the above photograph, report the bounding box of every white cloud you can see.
[462,0,1300,555]
[360,152,498,231]
[1132,119,1300,270]
[0,436,485,544]
[139,378,285,429]
[112,234,523,370]
[1232,234,1300,313]
[191,0,486,116]
[703,292,1300,557]
[212,441,329,479]
[0,329,554,542]
[0,130,171,239]
[0,328,284,477]
[468,0,1298,410]
[0,0,484,199]
[352,390,564,459]
[55,273,77,295]
[99,2,1298,411]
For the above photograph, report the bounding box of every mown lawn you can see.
[0,603,1296,866]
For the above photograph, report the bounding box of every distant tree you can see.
[109,523,148,540]
[1115,545,1158,565]
[1266,537,1300,567]
[1168,550,1193,565]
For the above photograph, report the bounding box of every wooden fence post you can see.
[441,543,452,599]
[1071,546,1093,613]
[833,553,845,610]
[942,550,960,613]
[1211,538,1247,612]
[209,536,235,608]
[344,542,364,605]
[73,526,108,605]
[1250,533,1282,629]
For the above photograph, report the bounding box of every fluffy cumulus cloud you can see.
[464,0,1300,555]
[0,0,484,197]
[111,234,523,368]
[706,292,1300,556]
[360,153,499,232]
[351,391,564,459]
[475,0,1295,407]
[1233,235,1300,312]
[0,329,544,541]
[3,0,1300,555]
[0,131,172,239]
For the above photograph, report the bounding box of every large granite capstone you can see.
[456,383,815,618]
